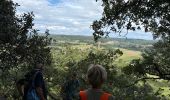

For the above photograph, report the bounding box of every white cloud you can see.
[12,0,153,40]
[13,0,103,36]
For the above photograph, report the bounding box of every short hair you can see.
[34,59,44,68]
[87,64,107,88]
[72,72,77,77]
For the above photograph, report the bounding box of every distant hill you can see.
[49,34,155,51]
[49,34,93,43]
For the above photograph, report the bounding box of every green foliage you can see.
[0,0,52,98]
[93,0,170,41]
[1,0,169,99]
[122,38,170,99]
[92,0,170,98]
[47,44,164,99]
[125,39,170,80]
[122,59,145,77]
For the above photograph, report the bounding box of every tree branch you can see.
[48,92,58,100]
[124,77,162,88]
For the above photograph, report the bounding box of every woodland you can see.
[0,0,170,99]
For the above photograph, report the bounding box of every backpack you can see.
[26,71,40,100]
[79,91,111,100]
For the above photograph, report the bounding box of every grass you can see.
[114,48,141,67]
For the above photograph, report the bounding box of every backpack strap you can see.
[31,71,41,88]
[79,91,87,100]
[100,92,112,100]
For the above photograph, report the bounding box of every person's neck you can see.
[92,85,102,90]
[34,68,41,71]
[92,88,101,90]
[91,87,102,92]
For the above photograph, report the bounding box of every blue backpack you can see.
[26,71,40,100]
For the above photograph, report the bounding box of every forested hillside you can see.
[50,35,155,51]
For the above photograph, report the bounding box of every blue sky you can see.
[48,0,60,4]
[13,0,153,40]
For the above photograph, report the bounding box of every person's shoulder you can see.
[35,70,42,75]
[83,89,92,94]
[37,71,42,75]
[80,89,88,93]
[103,92,115,100]
[75,79,80,84]
[79,89,88,96]
[108,95,115,100]
[34,70,43,80]
[17,79,25,84]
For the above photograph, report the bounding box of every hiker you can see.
[61,72,80,100]
[23,61,47,100]
[79,64,115,100]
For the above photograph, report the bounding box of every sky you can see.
[12,0,153,40]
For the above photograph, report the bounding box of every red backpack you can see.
[80,91,111,100]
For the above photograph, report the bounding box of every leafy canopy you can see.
[0,0,51,98]
[93,0,170,82]
[92,0,170,41]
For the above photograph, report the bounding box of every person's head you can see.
[87,64,107,89]
[71,72,77,79]
[35,61,44,70]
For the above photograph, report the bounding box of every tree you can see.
[92,0,170,41]
[52,45,159,100]
[92,0,170,81]
[0,0,52,98]
[123,39,170,80]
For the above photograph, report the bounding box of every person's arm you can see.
[36,87,46,100]
[75,79,80,91]
[109,95,115,100]
[21,85,24,96]
[35,72,46,100]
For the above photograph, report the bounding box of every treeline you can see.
[50,35,155,51]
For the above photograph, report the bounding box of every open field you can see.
[114,49,142,67]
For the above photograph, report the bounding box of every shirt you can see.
[80,88,115,100]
